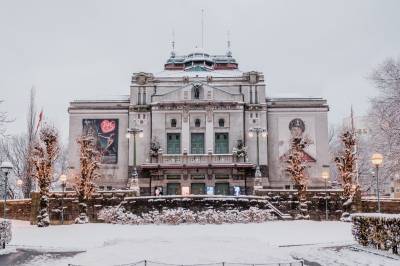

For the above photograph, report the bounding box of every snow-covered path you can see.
[4,220,400,266]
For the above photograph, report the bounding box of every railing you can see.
[69,259,304,266]
[161,153,237,164]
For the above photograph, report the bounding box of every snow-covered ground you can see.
[3,220,400,266]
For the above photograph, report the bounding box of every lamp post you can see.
[321,165,330,220]
[248,127,267,177]
[126,127,144,191]
[59,174,67,225]
[0,161,13,221]
[371,153,383,213]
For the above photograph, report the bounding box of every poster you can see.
[82,119,119,164]
[206,186,214,195]
[234,186,241,196]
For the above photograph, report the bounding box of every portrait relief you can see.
[278,117,316,163]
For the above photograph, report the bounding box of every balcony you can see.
[141,151,253,170]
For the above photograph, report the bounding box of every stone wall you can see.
[4,190,397,224]
[255,189,348,220]
[0,199,32,221]
[360,199,400,213]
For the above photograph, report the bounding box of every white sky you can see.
[1,0,399,142]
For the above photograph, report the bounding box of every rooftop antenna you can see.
[201,9,204,49]
[171,29,176,57]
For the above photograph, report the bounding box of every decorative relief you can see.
[133,72,154,85]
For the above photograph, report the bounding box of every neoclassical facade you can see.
[68,50,329,195]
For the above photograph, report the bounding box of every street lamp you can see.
[248,127,267,179]
[126,127,144,191]
[0,161,13,221]
[321,165,330,220]
[59,174,67,225]
[371,153,383,213]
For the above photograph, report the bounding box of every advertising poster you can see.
[82,119,119,164]
[234,186,241,196]
[206,186,214,195]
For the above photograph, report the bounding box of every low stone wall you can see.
[255,189,348,220]
[0,199,32,221]
[4,190,396,224]
[360,199,400,213]
[120,195,275,216]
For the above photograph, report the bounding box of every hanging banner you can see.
[82,119,119,164]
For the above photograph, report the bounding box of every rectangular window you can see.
[167,133,181,154]
[215,174,229,179]
[191,133,205,154]
[215,133,229,154]
[166,175,181,180]
[191,175,205,180]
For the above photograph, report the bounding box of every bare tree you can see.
[31,124,60,227]
[0,100,12,137]
[368,58,400,190]
[22,87,37,198]
[73,135,100,224]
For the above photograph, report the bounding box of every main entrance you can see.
[191,183,206,195]
[167,183,181,195]
[215,183,230,195]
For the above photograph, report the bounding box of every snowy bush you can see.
[0,220,12,249]
[98,206,276,225]
[352,213,400,254]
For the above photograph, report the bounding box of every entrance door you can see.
[215,133,229,154]
[215,183,230,195]
[191,133,205,154]
[167,133,181,154]
[191,183,206,195]
[167,183,181,195]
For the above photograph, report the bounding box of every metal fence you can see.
[68,259,304,266]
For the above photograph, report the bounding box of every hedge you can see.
[352,213,400,254]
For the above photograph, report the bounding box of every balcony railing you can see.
[159,153,238,164]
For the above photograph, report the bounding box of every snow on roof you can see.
[72,95,130,102]
[156,69,243,78]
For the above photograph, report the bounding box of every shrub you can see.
[98,206,276,225]
[0,220,12,249]
[352,213,400,254]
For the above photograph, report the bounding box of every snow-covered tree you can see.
[31,124,60,227]
[73,135,100,224]
[285,137,310,219]
[334,130,359,221]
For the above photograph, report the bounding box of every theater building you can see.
[68,49,329,195]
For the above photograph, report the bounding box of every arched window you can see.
[171,119,177,128]
[218,118,225,127]
[195,119,201,127]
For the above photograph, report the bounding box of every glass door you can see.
[215,183,230,195]
[167,183,181,195]
[191,183,206,195]
[191,133,205,154]
[215,133,229,154]
[167,133,181,154]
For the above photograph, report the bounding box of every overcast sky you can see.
[1,0,399,142]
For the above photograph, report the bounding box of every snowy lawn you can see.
[4,220,400,266]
